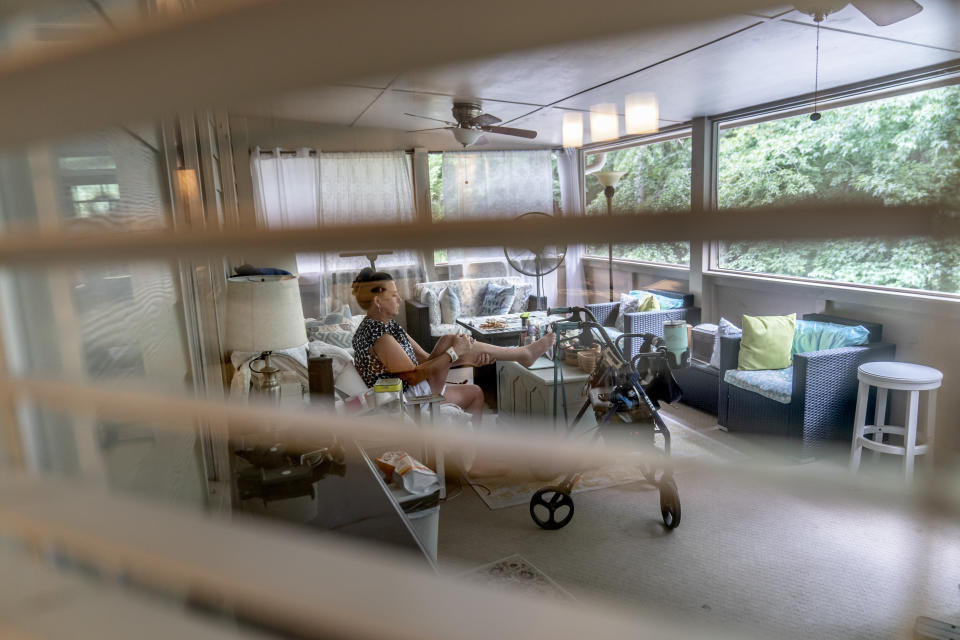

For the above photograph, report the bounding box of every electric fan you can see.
[503,212,567,311]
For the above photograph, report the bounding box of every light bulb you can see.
[589,104,619,143]
[625,93,659,135]
[561,112,583,148]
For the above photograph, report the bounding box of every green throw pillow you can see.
[738,313,796,371]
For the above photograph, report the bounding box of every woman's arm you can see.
[405,332,432,363]
[372,334,466,387]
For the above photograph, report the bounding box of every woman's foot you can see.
[518,332,556,367]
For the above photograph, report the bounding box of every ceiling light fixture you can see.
[811,19,823,121]
[451,127,483,147]
[562,112,583,148]
[589,104,619,143]
[625,93,659,135]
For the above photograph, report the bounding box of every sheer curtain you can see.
[251,149,424,317]
[441,150,556,296]
[557,148,586,306]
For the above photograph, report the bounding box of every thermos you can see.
[663,319,688,366]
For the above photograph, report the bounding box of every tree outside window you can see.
[717,84,960,294]
[584,137,691,266]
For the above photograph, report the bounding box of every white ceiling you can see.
[235,1,960,150]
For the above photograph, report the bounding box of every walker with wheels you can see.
[528,306,683,531]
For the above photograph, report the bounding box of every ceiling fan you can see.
[405,102,537,147]
[794,0,922,25]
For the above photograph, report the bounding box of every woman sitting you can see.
[351,268,555,421]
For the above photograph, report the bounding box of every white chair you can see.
[850,361,942,480]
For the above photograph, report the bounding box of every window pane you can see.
[717,85,960,294]
[584,137,691,265]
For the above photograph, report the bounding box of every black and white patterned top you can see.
[352,317,418,389]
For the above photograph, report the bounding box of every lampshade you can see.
[452,127,482,147]
[589,103,619,143]
[594,170,627,188]
[561,112,583,148]
[225,275,307,354]
[625,92,659,135]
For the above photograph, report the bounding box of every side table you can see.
[496,360,597,429]
[850,361,942,480]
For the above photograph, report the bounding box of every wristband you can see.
[446,347,459,363]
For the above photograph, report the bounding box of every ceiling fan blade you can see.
[473,113,502,126]
[480,125,538,139]
[473,135,490,146]
[406,126,454,133]
[850,0,922,25]
[403,112,456,126]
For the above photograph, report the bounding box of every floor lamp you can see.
[593,171,626,302]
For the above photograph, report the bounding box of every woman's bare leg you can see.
[442,383,484,422]
[462,333,556,367]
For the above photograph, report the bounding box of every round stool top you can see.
[858,361,942,390]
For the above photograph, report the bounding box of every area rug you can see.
[460,554,575,601]
[468,412,745,510]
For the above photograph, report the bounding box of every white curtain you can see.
[557,148,586,306]
[251,149,424,317]
[441,150,556,301]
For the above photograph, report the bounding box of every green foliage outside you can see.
[584,138,692,264]
[433,86,960,293]
[717,85,960,293]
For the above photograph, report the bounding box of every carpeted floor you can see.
[466,418,746,509]
[437,402,960,639]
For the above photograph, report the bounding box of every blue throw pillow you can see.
[320,305,353,328]
[792,320,870,355]
[479,283,516,316]
[629,289,684,310]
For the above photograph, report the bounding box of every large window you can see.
[717,85,960,294]
[428,150,562,266]
[584,136,691,266]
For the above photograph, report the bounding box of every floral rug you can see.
[467,412,744,510]
[460,554,574,601]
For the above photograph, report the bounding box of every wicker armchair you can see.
[717,313,895,460]
[586,290,700,361]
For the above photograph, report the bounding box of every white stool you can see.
[850,361,942,480]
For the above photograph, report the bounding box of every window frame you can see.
[581,124,694,269]
[704,71,960,300]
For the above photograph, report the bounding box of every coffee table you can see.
[457,311,563,347]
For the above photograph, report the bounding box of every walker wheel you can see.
[659,478,681,529]
[529,487,575,530]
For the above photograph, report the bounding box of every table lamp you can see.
[225,275,308,402]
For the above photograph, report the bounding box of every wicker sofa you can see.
[405,276,536,350]
[717,313,895,460]
[586,290,701,361]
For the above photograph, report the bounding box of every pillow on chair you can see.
[479,283,516,316]
[629,289,684,310]
[710,317,742,369]
[439,287,461,324]
[792,319,870,354]
[738,313,796,370]
[420,289,441,326]
[615,292,659,331]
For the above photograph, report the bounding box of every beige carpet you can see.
[439,403,960,640]
[468,413,746,509]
